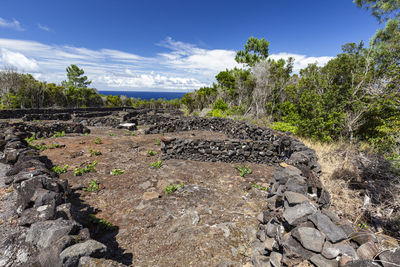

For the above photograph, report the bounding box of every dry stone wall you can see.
[153,116,400,267]
[0,127,109,267]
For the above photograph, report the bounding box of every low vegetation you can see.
[94,137,102,144]
[110,168,125,176]
[165,183,184,195]
[235,165,252,177]
[74,160,98,176]
[89,147,102,156]
[147,150,157,156]
[252,183,268,191]
[149,160,163,169]
[82,180,100,192]
[51,164,68,175]
[88,214,117,231]
[52,131,66,138]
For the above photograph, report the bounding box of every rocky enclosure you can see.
[0,108,398,267]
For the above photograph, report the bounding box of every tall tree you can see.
[354,0,400,22]
[64,64,92,88]
[235,37,270,67]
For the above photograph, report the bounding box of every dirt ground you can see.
[39,127,276,266]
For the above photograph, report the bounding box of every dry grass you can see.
[299,138,365,222]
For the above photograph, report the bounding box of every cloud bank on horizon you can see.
[0,36,333,92]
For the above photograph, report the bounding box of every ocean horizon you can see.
[98,91,187,100]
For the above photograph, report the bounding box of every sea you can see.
[98,91,187,100]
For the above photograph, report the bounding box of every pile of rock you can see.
[0,128,111,266]
[73,116,123,128]
[251,164,400,267]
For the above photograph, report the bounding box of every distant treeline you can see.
[0,65,182,110]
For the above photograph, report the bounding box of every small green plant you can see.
[108,132,115,136]
[94,137,102,144]
[89,147,102,156]
[358,222,369,229]
[235,165,252,177]
[53,131,66,138]
[149,160,163,169]
[252,183,268,191]
[147,150,158,156]
[165,182,184,194]
[51,164,68,175]
[25,134,36,145]
[82,180,100,192]
[83,132,89,136]
[155,138,160,145]
[74,160,98,176]
[88,214,117,231]
[110,168,125,176]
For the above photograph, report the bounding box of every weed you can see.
[235,165,252,177]
[165,182,184,194]
[51,165,68,175]
[110,168,125,176]
[89,147,102,156]
[149,160,163,169]
[147,150,157,156]
[88,214,117,231]
[358,222,369,229]
[94,137,102,144]
[155,138,160,145]
[74,160,98,176]
[252,183,268,191]
[83,180,100,192]
[53,131,66,138]
[83,132,89,136]
[108,132,115,136]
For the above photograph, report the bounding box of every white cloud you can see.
[37,23,51,32]
[269,52,333,72]
[0,17,24,31]
[1,48,39,72]
[0,37,333,91]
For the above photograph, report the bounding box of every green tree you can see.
[235,37,270,66]
[64,64,92,88]
[354,0,400,22]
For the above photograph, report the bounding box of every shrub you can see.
[83,180,100,192]
[110,168,125,176]
[270,121,298,134]
[89,147,102,156]
[51,164,68,175]
[74,160,98,176]
[235,165,252,177]
[165,183,184,194]
[149,160,163,169]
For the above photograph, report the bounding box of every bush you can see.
[270,121,298,134]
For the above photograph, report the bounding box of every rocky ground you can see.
[38,127,277,266]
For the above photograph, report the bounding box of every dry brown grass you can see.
[299,138,365,222]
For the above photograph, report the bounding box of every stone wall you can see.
[0,121,90,139]
[0,129,108,267]
[23,113,72,121]
[153,116,400,267]
[0,107,134,119]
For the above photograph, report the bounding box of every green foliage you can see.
[89,147,102,156]
[149,160,163,169]
[230,105,246,115]
[64,64,92,88]
[74,161,98,176]
[110,168,125,176]
[147,150,157,156]
[88,214,116,231]
[108,132,115,136]
[235,165,252,177]
[354,0,400,22]
[252,183,268,191]
[53,131,65,138]
[51,165,68,175]
[155,138,160,145]
[235,37,270,66]
[165,182,184,194]
[208,98,230,118]
[94,137,102,144]
[83,180,100,192]
[270,121,299,134]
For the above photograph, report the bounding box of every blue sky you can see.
[0,0,381,91]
